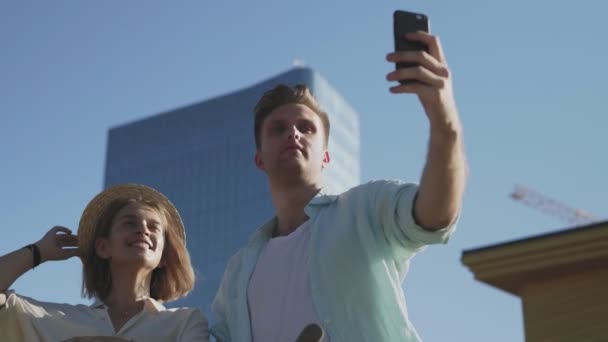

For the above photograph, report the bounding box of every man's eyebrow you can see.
[266,118,286,125]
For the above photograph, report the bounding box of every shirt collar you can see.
[306,190,338,206]
[90,296,166,313]
[248,190,338,245]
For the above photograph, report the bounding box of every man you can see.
[211,31,467,341]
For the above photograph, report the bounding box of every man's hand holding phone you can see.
[387,10,459,129]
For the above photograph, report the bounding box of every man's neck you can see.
[270,181,321,237]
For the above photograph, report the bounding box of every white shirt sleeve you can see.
[0,291,42,341]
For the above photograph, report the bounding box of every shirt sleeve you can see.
[210,254,238,342]
[370,179,457,259]
[179,308,210,342]
[0,290,37,341]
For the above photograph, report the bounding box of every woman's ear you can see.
[95,238,110,259]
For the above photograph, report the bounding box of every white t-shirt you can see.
[247,221,327,342]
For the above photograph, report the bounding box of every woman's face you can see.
[95,202,166,271]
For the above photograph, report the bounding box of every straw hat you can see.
[77,184,185,259]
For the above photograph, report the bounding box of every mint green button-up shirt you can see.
[211,180,456,342]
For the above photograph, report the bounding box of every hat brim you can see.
[78,184,185,259]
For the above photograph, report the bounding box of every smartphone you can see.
[393,10,430,82]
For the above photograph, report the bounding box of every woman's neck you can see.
[105,266,152,310]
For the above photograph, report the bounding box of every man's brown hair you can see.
[81,198,195,303]
[254,84,330,149]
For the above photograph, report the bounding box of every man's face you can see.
[255,103,330,183]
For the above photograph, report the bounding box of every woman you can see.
[0,184,209,341]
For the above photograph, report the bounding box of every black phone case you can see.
[393,10,430,82]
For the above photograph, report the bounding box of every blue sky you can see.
[2,2,606,341]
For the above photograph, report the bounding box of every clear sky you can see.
[2,2,606,341]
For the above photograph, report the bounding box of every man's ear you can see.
[255,151,265,171]
[322,151,331,168]
[95,238,110,259]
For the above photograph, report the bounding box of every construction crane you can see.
[510,184,601,226]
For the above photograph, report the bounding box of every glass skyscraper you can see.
[104,67,360,316]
